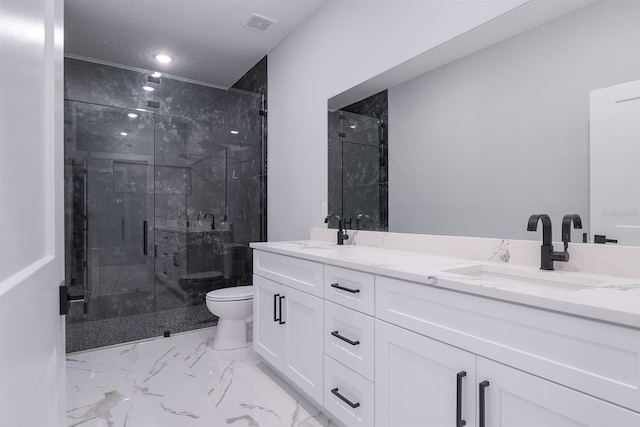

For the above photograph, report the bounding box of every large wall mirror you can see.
[328,0,640,245]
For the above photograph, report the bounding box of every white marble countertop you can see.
[250,240,640,329]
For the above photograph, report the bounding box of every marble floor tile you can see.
[67,327,334,427]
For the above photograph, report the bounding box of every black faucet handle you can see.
[594,234,618,244]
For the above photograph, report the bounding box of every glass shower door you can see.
[152,107,222,335]
[64,101,156,351]
[150,87,264,336]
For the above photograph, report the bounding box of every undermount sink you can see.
[442,264,606,291]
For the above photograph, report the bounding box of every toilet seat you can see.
[206,286,253,302]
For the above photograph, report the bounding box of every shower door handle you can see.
[142,220,148,255]
[59,282,89,316]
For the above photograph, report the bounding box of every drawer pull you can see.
[331,330,360,346]
[456,371,467,427]
[278,295,286,325]
[331,283,360,293]
[273,294,280,322]
[479,380,490,427]
[331,387,360,409]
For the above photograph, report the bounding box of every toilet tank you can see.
[223,243,249,278]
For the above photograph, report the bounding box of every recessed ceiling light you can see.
[142,86,154,92]
[127,113,139,118]
[154,54,172,63]
[349,125,357,129]
[230,130,239,135]
[120,132,128,136]
[151,72,162,78]
[135,108,148,112]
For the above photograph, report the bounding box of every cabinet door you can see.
[375,320,476,427]
[478,357,640,427]
[282,285,324,404]
[253,275,285,370]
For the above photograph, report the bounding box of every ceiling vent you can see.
[246,14,276,32]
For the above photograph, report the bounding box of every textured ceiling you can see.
[64,0,327,88]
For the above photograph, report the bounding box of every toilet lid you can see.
[206,285,253,301]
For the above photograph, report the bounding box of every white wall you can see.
[267,0,529,241]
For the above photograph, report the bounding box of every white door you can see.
[0,0,65,425]
[253,275,285,369]
[282,285,324,404]
[590,80,640,246]
[478,357,640,426]
[375,320,476,427]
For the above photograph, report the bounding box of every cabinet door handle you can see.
[278,295,285,324]
[330,283,360,293]
[330,388,360,409]
[456,371,467,427]
[331,331,360,346]
[273,294,280,322]
[479,380,490,427]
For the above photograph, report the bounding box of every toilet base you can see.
[212,318,250,350]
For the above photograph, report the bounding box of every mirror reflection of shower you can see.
[327,90,388,231]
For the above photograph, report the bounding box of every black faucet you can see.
[355,214,372,230]
[324,214,349,245]
[561,214,582,251]
[527,214,569,270]
[202,213,215,230]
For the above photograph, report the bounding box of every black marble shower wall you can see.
[328,90,388,231]
[63,57,267,352]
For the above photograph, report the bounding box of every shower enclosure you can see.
[63,58,266,352]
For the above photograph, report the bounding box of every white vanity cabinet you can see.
[376,274,640,426]
[376,319,640,427]
[253,252,324,404]
[251,246,640,427]
[375,319,477,427]
[322,266,376,427]
[478,357,640,426]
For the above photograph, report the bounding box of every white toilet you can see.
[205,285,253,350]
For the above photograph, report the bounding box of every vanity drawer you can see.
[376,275,640,412]
[323,355,374,427]
[253,250,323,297]
[324,301,374,381]
[324,265,374,315]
